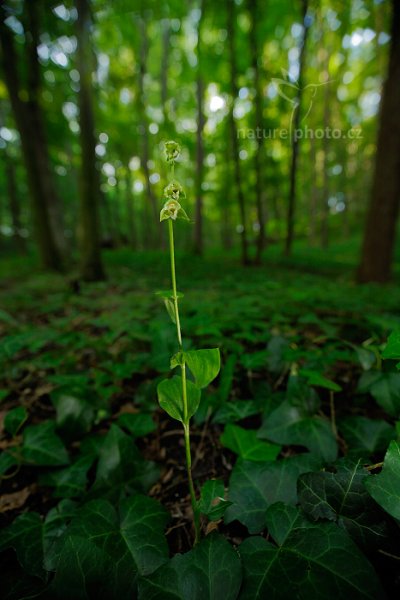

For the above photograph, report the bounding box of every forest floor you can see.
[1,239,400,598]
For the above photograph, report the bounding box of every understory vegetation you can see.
[1,245,400,599]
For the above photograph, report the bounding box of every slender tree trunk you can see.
[160,18,170,127]
[0,6,63,271]
[227,0,249,265]
[138,17,159,247]
[248,0,266,263]
[5,156,27,254]
[125,167,136,249]
[357,0,400,283]
[308,136,318,246]
[320,64,331,249]
[284,0,310,256]
[194,0,205,255]
[76,0,105,281]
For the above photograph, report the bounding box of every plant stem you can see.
[168,218,200,544]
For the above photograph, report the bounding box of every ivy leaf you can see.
[238,523,385,599]
[358,371,400,417]
[157,376,201,422]
[298,459,388,549]
[93,424,159,495]
[21,421,69,466]
[220,424,281,462]
[258,400,338,462]
[381,330,400,365]
[51,391,95,438]
[300,369,342,392]
[339,416,395,455]
[139,533,242,600]
[184,348,220,389]
[213,400,259,424]
[39,455,95,498]
[264,502,312,546]
[0,451,18,476]
[0,512,45,580]
[198,480,232,521]
[224,454,321,533]
[50,495,169,599]
[365,440,400,520]
[117,413,156,438]
[4,406,28,436]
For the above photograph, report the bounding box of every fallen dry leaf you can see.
[0,484,37,513]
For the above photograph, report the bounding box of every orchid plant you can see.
[157,141,221,544]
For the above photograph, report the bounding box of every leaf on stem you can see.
[184,348,220,389]
[157,376,201,423]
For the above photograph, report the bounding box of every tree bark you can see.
[125,167,136,249]
[320,59,331,249]
[227,0,249,265]
[194,0,205,255]
[5,155,27,254]
[0,4,64,270]
[76,0,105,281]
[357,0,400,283]
[138,17,159,247]
[284,0,310,256]
[248,0,266,263]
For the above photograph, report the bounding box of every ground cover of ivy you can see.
[1,245,400,599]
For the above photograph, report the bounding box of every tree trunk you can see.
[284,0,310,256]
[357,0,400,283]
[308,136,318,246]
[0,5,63,271]
[320,59,331,249]
[138,17,159,246]
[5,155,27,254]
[160,18,170,127]
[76,0,105,281]
[125,167,136,249]
[194,0,205,255]
[227,0,249,265]
[248,0,266,263]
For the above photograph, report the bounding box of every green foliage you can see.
[21,422,70,466]
[198,480,232,521]
[238,520,385,600]
[220,424,281,461]
[258,399,338,462]
[365,441,400,520]
[1,251,400,597]
[298,460,387,549]
[382,330,400,368]
[139,533,242,600]
[49,495,169,599]
[4,406,28,436]
[157,376,201,422]
[224,454,321,533]
[184,348,221,389]
[339,416,396,456]
[358,371,400,417]
[0,512,46,580]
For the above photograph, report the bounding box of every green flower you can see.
[164,180,185,201]
[160,199,189,222]
[165,140,181,163]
